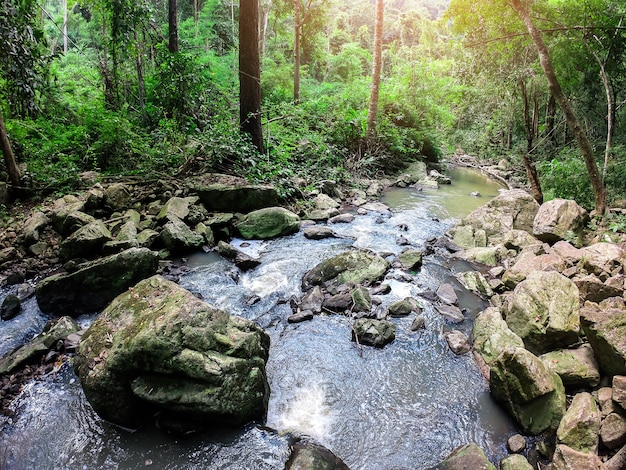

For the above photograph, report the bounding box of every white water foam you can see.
[269,382,335,442]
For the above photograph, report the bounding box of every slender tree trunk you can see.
[511,0,607,215]
[168,0,179,53]
[135,31,146,121]
[520,79,533,153]
[366,0,384,139]
[523,153,543,204]
[294,0,301,103]
[260,0,271,57]
[239,0,264,153]
[545,94,556,143]
[0,107,21,188]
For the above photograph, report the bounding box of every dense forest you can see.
[1,0,625,220]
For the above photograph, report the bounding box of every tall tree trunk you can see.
[135,31,146,122]
[0,107,21,188]
[293,0,301,103]
[366,0,383,139]
[523,153,543,205]
[511,0,607,215]
[545,94,556,143]
[260,0,271,57]
[239,0,264,153]
[168,0,179,53]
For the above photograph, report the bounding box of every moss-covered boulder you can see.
[302,250,390,290]
[540,345,601,389]
[191,180,280,213]
[285,442,350,470]
[73,275,270,429]
[59,220,113,261]
[556,392,601,454]
[235,207,300,240]
[473,307,525,366]
[436,442,496,470]
[490,347,566,435]
[580,305,626,376]
[503,271,580,355]
[533,198,589,244]
[397,249,423,271]
[36,247,159,315]
[159,216,205,252]
[352,318,395,348]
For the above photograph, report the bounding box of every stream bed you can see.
[0,167,519,469]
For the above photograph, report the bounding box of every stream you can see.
[0,167,519,469]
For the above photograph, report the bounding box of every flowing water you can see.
[0,167,518,469]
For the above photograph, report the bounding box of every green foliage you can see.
[539,149,595,210]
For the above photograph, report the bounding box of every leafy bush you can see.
[538,148,594,210]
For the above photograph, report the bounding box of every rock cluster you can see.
[445,190,626,468]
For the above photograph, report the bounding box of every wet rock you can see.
[411,315,426,331]
[303,226,339,240]
[0,316,79,374]
[490,347,566,435]
[288,310,314,324]
[551,444,605,470]
[540,344,601,389]
[323,292,353,313]
[445,330,471,355]
[328,213,355,224]
[36,247,159,316]
[429,169,451,184]
[456,271,493,298]
[59,220,113,261]
[556,392,601,454]
[73,275,270,429]
[1,294,21,321]
[302,250,389,290]
[396,249,423,271]
[435,305,464,323]
[359,202,391,215]
[436,442,496,470]
[235,207,300,240]
[507,434,526,453]
[533,199,589,244]
[352,318,395,348]
[436,283,458,305]
[600,413,626,449]
[503,271,580,355]
[351,285,372,313]
[388,297,422,317]
[285,441,350,470]
[300,286,324,314]
[580,305,626,376]
[215,241,261,271]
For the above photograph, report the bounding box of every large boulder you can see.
[190,177,280,213]
[436,442,496,470]
[579,243,625,277]
[473,307,525,366]
[35,247,159,316]
[21,211,50,245]
[551,444,606,470]
[104,183,133,211]
[302,250,390,290]
[580,305,626,376]
[533,199,589,243]
[159,216,205,252]
[489,347,566,435]
[501,251,566,289]
[285,442,350,470]
[73,275,270,429]
[235,207,300,239]
[59,220,113,261]
[556,392,601,454]
[540,344,601,389]
[502,271,580,354]
[450,189,540,248]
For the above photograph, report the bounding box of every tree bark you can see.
[545,94,556,143]
[239,0,264,153]
[510,0,607,215]
[168,0,179,53]
[0,107,21,188]
[366,0,384,139]
[293,0,301,103]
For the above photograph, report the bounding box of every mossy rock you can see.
[302,250,390,290]
[235,207,300,239]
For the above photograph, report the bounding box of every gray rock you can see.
[1,294,21,321]
[352,318,395,348]
[500,454,533,470]
[73,275,270,429]
[21,211,50,245]
[502,252,566,289]
[533,199,589,243]
[579,242,625,277]
[614,375,626,410]
[436,304,464,323]
[574,274,624,303]
[551,444,606,470]
[35,247,159,316]
[156,196,199,223]
[312,193,339,211]
[507,434,526,453]
[445,330,471,355]
[411,315,426,331]
[216,241,261,271]
[285,442,350,470]
[329,213,355,224]
[540,344,601,389]
[303,226,339,240]
[160,216,205,252]
[580,306,626,376]
[59,220,113,261]
[436,283,458,305]
[503,271,580,355]
[191,180,280,213]
[235,207,300,240]
[397,249,423,271]
[436,442,496,470]
[556,392,601,454]
[456,271,494,298]
[473,307,525,366]
[288,310,314,324]
[104,183,133,211]
[600,413,626,449]
[388,297,421,317]
[302,250,389,290]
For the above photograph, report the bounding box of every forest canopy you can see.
[0,0,625,215]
